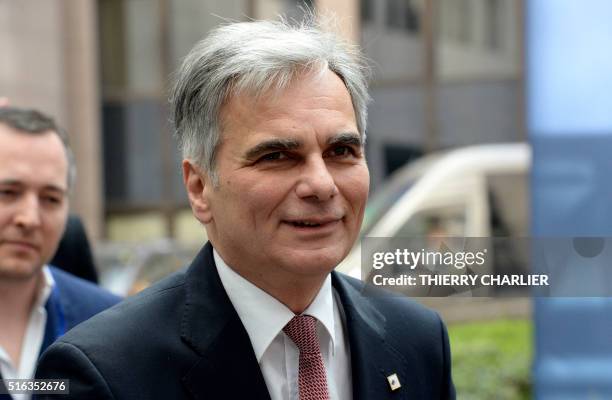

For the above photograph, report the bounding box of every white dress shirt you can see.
[0,266,54,400]
[214,250,353,400]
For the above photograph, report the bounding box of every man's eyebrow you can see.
[42,185,67,195]
[244,138,301,159]
[327,132,362,147]
[0,179,24,188]
[0,180,66,194]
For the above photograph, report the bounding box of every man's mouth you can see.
[292,221,323,227]
[284,217,342,228]
[2,240,39,251]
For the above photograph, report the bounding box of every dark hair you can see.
[0,107,76,187]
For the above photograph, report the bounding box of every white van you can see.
[336,142,531,279]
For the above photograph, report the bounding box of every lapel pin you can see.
[387,373,401,391]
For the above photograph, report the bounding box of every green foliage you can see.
[448,319,532,400]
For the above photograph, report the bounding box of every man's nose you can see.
[295,157,338,201]
[13,195,42,230]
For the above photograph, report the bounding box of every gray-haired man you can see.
[36,18,455,400]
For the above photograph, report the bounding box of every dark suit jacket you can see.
[0,267,120,399]
[36,243,455,399]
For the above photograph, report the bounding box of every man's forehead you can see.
[223,82,357,128]
[0,128,69,191]
[0,123,65,150]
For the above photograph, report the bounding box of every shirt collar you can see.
[37,265,55,309]
[213,249,336,362]
[0,265,55,369]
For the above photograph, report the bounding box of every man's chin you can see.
[278,248,347,275]
[0,261,43,281]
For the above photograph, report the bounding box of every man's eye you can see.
[42,196,62,205]
[0,189,18,198]
[259,152,287,162]
[329,146,354,157]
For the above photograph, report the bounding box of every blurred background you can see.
[2,0,611,398]
[0,0,525,243]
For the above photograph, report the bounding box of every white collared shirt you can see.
[214,250,352,400]
[0,266,55,400]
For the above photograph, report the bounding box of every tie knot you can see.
[283,315,320,354]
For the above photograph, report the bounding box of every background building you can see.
[0,0,522,242]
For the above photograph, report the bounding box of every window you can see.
[395,205,468,237]
[361,0,374,23]
[438,0,472,44]
[386,0,420,33]
[485,0,501,49]
[98,0,249,238]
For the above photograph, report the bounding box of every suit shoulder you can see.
[56,268,188,350]
[50,266,121,308]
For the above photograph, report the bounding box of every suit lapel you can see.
[40,287,65,356]
[180,243,271,400]
[332,272,420,400]
[178,245,422,399]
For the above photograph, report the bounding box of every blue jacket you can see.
[41,266,121,354]
[0,267,120,399]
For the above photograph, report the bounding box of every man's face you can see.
[186,69,369,286]
[0,124,69,281]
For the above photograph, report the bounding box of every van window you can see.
[363,154,443,236]
[487,172,529,236]
[362,178,417,235]
[394,204,468,237]
[486,171,530,290]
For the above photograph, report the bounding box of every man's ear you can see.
[182,159,213,224]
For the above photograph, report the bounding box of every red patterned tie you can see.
[283,315,331,400]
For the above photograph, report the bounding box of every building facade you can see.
[0,0,522,242]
